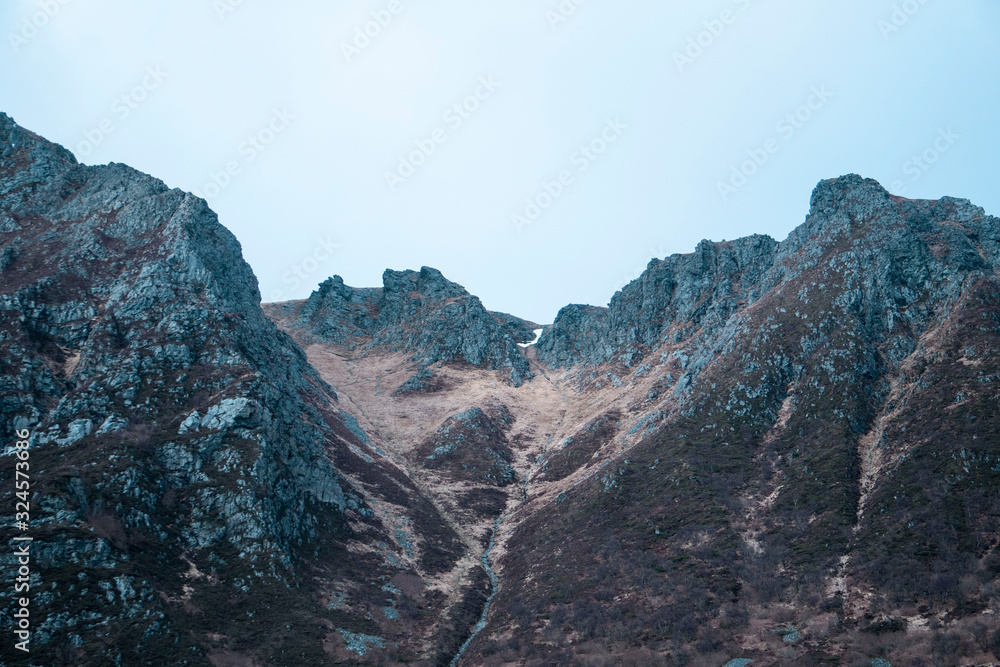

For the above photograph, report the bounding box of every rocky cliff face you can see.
[0,113,476,665]
[299,268,533,386]
[4,112,1000,666]
[470,175,1000,666]
[537,234,780,369]
[415,404,517,488]
[540,176,998,376]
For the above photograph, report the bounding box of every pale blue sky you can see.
[2,1,998,323]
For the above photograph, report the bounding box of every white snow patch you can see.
[517,328,544,348]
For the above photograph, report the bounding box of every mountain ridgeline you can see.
[296,267,536,387]
[2,113,999,666]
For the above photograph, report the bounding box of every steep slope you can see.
[458,175,1000,666]
[0,113,480,665]
[265,296,571,665]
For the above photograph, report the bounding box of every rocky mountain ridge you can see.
[478,175,1000,666]
[541,175,998,374]
[3,113,1000,666]
[296,267,536,388]
[261,175,1000,666]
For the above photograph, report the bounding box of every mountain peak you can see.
[297,266,532,385]
[382,265,467,299]
[807,172,896,224]
[1,112,78,194]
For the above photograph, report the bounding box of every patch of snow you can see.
[517,328,544,348]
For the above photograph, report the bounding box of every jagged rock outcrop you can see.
[300,267,532,385]
[466,174,1000,665]
[539,175,999,380]
[488,311,541,344]
[534,303,609,369]
[537,234,780,368]
[298,273,380,344]
[0,113,473,665]
[416,404,517,487]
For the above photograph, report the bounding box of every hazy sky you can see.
[2,1,998,323]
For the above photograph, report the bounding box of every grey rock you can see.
[301,266,531,385]
[0,112,467,664]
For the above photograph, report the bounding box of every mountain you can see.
[0,113,488,666]
[2,114,999,666]
[465,175,1000,666]
[291,268,535,387]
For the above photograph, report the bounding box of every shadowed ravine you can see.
[450,401,631,665]
[450,514,504,666]
[451,364,560,666]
